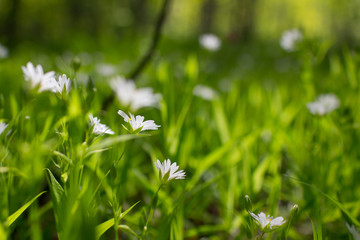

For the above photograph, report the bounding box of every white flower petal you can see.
[193,84,218,101]
[155,159,185,181]
[110,76,159,111]
[89,114,114,135]
[118,110,160,133]
[199,34,221,51]
[57,74,71,94]
[249,211,285,230]
[346,223,360,240]
[280,29,303,52]
[22,62,57,92]
[0,43,9,59]
[0,122,8,135]
[307,93,340,116]
[117,110,130,122]
[270,217,286,229]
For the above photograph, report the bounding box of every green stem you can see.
[260,231,265,240]
[141,184,163,240]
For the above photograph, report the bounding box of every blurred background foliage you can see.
[1,0,360,50]
[2,0,360,239]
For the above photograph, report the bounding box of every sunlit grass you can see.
[1,38,360,239]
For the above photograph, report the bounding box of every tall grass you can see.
[1,39,360,239]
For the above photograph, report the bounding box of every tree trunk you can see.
[200,0,216,33]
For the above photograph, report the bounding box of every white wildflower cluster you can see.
[193,84,218,101]
[110,76,160,111]
[117,110,160,133]
[199,34,221,51]
[88,114,114,135]
[87,110,184,183]
[280,29,303,52]
[21,62,71,94]
[249,211,286,231]
[155,159,186,182]
[88,109,160,136]
[307,93,340,116]
[0,43,9,59]
[0,122,8,136]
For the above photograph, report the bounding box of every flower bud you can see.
[245,195,253,212]
[71,56,81,72]
[289,204,299,220]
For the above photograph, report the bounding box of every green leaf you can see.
[317,211,323,240]
[95,201,140,239]
[53,151,73,164]
[289,176,360,227]
[45,169,64,205]
[185,55,198,81]
[96,218,114,239]
[118,225,139,238]
[0,223,6,239]
[186,139,235,190]
[6,191,46,227]
[212,99,230,143]
[310,219,318,240]
[39,114,54,141]
[86,135,143,156]
[119,200,140,221]
[89,170,111,204]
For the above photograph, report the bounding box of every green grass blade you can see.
[86,134,143,155]
[96,218,114,239]
[45,169,64,205]
[118,225,139,238]
[119,201,140,220]
[310,218,318,240]
[6,191,46,227]
[289,176,360,227]
[53,151,73,164]
[212,99,230,143]
[186,139,235,190]
[95,201,140,239]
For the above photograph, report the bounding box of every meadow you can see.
[1,17,360,240]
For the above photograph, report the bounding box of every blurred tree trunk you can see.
[65,0,100,36]
[200,0,216,33]
[228,0,256,42]
[1,0,21,47]
[129,0,148,32]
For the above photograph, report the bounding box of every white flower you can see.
[0,122,8,136]
[110,76,160,111]
[117,110,160,133]
[0,43,9,59]
[110,76,135,106]
[193,84,218,101]
[21,62,56,92]
[346,223,360,240]
[131,88,161,111]
[155,159,186,181]
[89,114,114,135]
[56,74,71,94]
[307,93,340,116]
[40,78,60,93]
[249,211,286,230]
[280,29,303,52]
[96,63,116,76]
[199,34,221,51]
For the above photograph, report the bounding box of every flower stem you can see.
[141,184,162,239]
